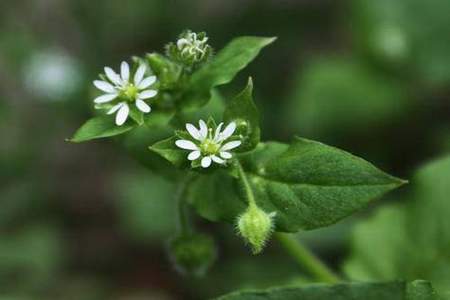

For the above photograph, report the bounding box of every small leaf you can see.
[223,77,260,152]
[68,116,134,143]
[149,136,187,168]
[182,36,276,109]
[215,280,438,300]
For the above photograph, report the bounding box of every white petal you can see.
[93,80,116,93]
[177,38,189,49]
[201,156,212,168]
[198,120,208,139]
[175,140,198,150]
[186,123,202,140]
[220,151,232,159]
[134,64,147,86]
[135,99,151,113]
[137,76,157,89]
[107,102,123,114]
[138,90,157,99]
[188,150,201,161]
[221,140,241,151]
[214,122,224,141]
[221,122,237,140]
[211,155,224,164]
[94,93,117,104]
[115,103,129,126]
[121,61,130,82]
[104,67,122,85]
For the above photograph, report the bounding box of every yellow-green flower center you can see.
[122,84,138,100]
[200,139,220,155]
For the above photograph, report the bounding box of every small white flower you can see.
[175,120,242,168]
[93,61,158,126]
[176,32,209,61]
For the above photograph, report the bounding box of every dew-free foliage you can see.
[344,155,450,299]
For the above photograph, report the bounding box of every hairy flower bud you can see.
[168,233,216,276]
[166,30,213,68]
[237,204,276,254]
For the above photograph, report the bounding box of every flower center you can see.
[122,84,138,100]
[200,139,220,155]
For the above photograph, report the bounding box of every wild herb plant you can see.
[70,30,442,299]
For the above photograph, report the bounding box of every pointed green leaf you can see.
[68,116,134,143]
[182,36,276,109]
[149,136,188,168]
[188,138,405,232]
[223,77,260,152]
[215,280,438,300]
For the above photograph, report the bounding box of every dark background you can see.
[0,0,449,299]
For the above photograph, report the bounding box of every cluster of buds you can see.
[166,30,213,68]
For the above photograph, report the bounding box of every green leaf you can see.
[146,52,183,90]
[344,155,450,299]
[149,135,188,168]
[187,170,247,223]
[215,280,438,300]
[182,36,276,109]
[286,57,410,139]
[224,77,260,152]
[188,138,405,232]
[68,116,134,143]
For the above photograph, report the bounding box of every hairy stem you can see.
[275,232,340,284]
[235,160,257,207]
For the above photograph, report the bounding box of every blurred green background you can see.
[0,0,449,299]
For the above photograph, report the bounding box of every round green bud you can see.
[168,233,216,277]
[237,204,275,254]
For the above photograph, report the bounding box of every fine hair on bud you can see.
[237,204,276,254]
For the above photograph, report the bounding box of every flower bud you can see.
[237,204,275,254]
[166,30,212,68]
[168,233,216,277]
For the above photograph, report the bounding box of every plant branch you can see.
[175,173,195,234]
[275,232,340,284]
[235,160,257,207]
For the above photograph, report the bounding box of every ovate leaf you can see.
[224,78,260,152]
[68,116,134,143]
[149,136,187,168]
[182,36,276,109]
[188,138,405,232]
[215,280,438,300]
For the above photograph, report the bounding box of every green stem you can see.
[175,174,194,234]
[235,160,257,207]
[275,232,340,284]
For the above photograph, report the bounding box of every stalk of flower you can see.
[93,61,158,126]
[175,120,242,168]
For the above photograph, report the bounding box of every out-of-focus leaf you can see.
[215,280,438,300]
[351,0,450,87]
[114,170,175,241]
[286,57,410,139]
[344,155,450,299]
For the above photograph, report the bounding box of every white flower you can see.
[93,61,158,126]
[176,32,209,61]
[175,120,242,168]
